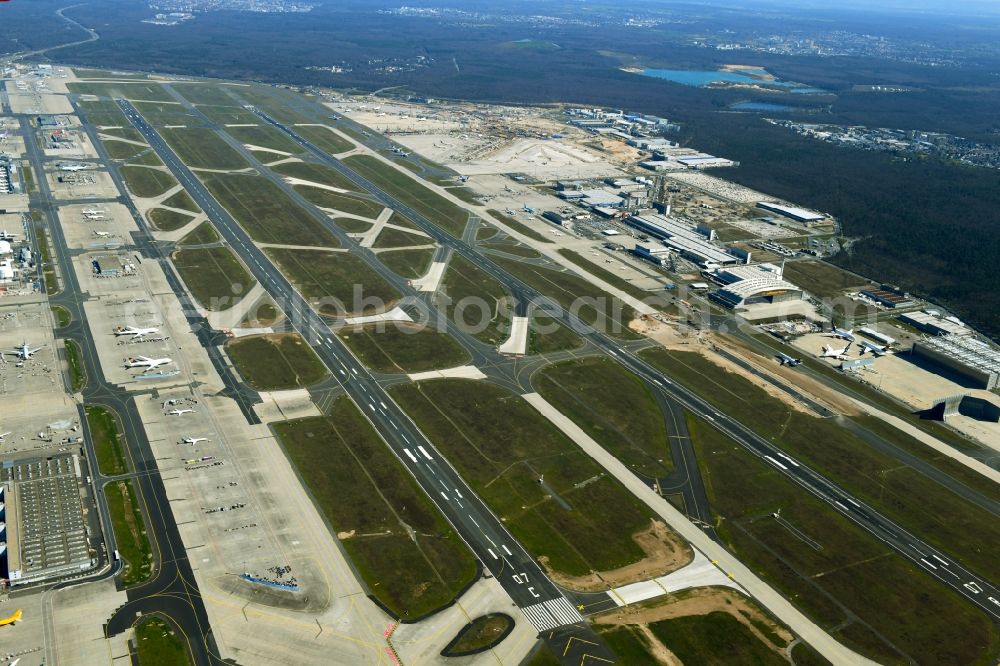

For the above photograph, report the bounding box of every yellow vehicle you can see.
[0,608,23,627]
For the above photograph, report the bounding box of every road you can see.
[252,110,1000,624]
[18,113,226,665]
[115,100,619,661]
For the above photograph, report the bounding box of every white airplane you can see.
[82,209,104,215]
[126,355,172,370]
[776,352,802,366]
[115,326,159,339]
[858,340,888,356]
[58,163,88,172]
[820,341,853,359]
[4,341,44,361]
[94,231,111,237]
[0,432,11,441]
[827,327,855,342]
[180,436,208,445]
[0,230,16,241]
[167,409,195,416]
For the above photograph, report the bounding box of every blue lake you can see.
[637,68,824,94]
[730,102,794,111]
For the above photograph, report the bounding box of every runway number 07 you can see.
[512,573,529,584]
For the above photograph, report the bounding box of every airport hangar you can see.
[707,263,805,310]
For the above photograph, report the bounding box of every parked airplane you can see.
[858,340,888,356]
[82,209,104,215]
[522,204,535,214]
[126,356,172,370]
[820,341,853,359]
[115,326,159,339]
[4,341,44,361]
[776,352,802,366]
[0,609,22,627]
[58,163,88,172]
[827,327,855,342]
[0,432,11,440]
[180,436,208,445]
[167,409,196,416]
[0,230,16,241]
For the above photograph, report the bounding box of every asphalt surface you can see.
[115,100,620,661]
[19,113,227,665]
[251,110,1000,623]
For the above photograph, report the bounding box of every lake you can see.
[730,101,794,111]
[637,68,825,94]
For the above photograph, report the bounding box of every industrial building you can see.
[912,336,1000,390]
[858,326,896,346]
[0,155,20,195]
[860,287,916,309]
[1,453,95,586]
[899,311,971,337]
[706,263,804,310]
[626,213,739,268]
[756,201,825,223]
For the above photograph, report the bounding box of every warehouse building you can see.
[860,288,916,309]
[899,311,971,337]
[626,213,738,268]
[1,452,94,586]
[756,201,825,223]
[912,336,1000,390]
[707,263,804,310]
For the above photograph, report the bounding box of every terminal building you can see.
[706,263,804,310]
[1,453,95,586]
[626,213,740,268]
[912,336,1000,390]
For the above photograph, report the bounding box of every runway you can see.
[115,100,618,661]
[251,109,1000,624]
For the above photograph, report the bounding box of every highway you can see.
[114,100,617,655]
[252,110,1000,623]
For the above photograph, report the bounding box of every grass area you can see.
[147,208,195,232]
[19,163,34,192]
[172,82,242,106]
[558,249,657,302]
[332,217,372,233]
[131,101,200,127]
[128,150,165,167]
[240,297,282,327]
[487,210,555,244]
[77,98,131,127]
[69,81,174,102]
[120,166,177,198]
[442,614,514,656]
[377,248,435,279]
[294,185,385,219]
[172,247,255,311]
[64,338,86,392]
[442,255,512,345]
[51,305,71,328]
[791,643,834,666]
[293,124,355,155]
[535,357,673,477]
[234,86,315,125]
[272,398,477,618]
[344,155,469,237]
[527,315,584,354]
[686,413,999,665]
[390,380,659,576]
[640,348,1000,583]
[102,138,148,160]
[781,260,868,299]
[338,323,469,373]
[72,67,148,79]
[226,333,326,390]
[266,248,399,316]
[646,612,786,666]
[34,225,59,295]
[105,479,154,587]
[372,227,429,249]
[483,239,542,259]
[177,222,219,246]
[160,127,250,170]
[197,106,261,125]
[491,256,642,340]
[161,189,201,213]
[443,186,481,204]
[86,405,128,476]
[203,174,339,247]
[225,124,303,154]
[476,221,500,241]
[270,160,358,191]
[134,616,192,666]
[100,127,146,142]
